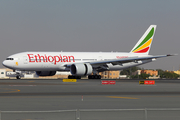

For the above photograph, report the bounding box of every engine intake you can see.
[36,71,56,76]
[70,63,92,76]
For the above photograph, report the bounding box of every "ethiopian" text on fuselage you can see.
[27,54,75,65]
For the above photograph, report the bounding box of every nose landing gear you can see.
[16,75,21,79]
[13,70,21,79]
[16,72,21,79]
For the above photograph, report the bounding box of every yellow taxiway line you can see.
[107,96,139,99]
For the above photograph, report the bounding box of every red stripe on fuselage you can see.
[134,47,149,53]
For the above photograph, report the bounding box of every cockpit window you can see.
[6,58,14,60]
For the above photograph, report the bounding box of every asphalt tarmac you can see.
[0,79,180,120]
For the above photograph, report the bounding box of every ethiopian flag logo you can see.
[131,26,155,53]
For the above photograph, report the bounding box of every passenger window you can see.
[6,58,14,60]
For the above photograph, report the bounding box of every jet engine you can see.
[70,63,93,76]
[36,71,56,76]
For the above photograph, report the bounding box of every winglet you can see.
[166,54,178,56]
[130,25,157,54]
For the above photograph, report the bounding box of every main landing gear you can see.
[68,75,101,79]
[68,75,81,79]
[88,70,101,79]
[68,70,101,79]
[88,75,101,79]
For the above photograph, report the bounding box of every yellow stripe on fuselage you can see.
[133,38,152,52]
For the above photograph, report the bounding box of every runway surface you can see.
[0,79,180,120]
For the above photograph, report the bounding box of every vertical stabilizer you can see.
[130,25,156,54]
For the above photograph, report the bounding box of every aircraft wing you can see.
[64,54,176,68]
[89,54,175,66]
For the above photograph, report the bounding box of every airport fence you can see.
[0,108,180,120]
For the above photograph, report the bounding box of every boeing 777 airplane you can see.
[2,25,175,79]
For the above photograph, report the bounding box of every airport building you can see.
[173,70,180,75]
[0,68,13,78]
[141,70,158,76]
[0,68,37,79]
[99,71,120,79]
[0,69,6,78]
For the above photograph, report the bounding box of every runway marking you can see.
[1,95,180,99]
[9,85,36,86]
[107,96,139,99]
[0,88,20,93]
[0,96,67,98]
[63,79,77,82]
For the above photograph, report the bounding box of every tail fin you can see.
[130,25,157,54]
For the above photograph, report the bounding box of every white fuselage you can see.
[2,52,154,72]
[2,25,160,75]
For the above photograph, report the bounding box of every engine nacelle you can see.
[36,71,56,76]
[70,63,93,76]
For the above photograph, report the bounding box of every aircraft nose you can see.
[2,60,12,68]
[2,60,7,67]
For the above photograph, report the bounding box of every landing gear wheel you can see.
[68,76,72,79]
[68,75,81,79]
[88,75,101,79]
[16,75,21,79]
[88,75,91,79]
[98,75,101,79]
[75,76,81,79]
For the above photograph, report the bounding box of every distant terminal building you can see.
[141,70,158,76]
[0,69,6,78]
[173,70,180,75]
[131,69,160,79]
[0,68,37,79]
[0,68,13,78]
[99,71,120,79]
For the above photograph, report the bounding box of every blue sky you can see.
[0,0,180,70]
